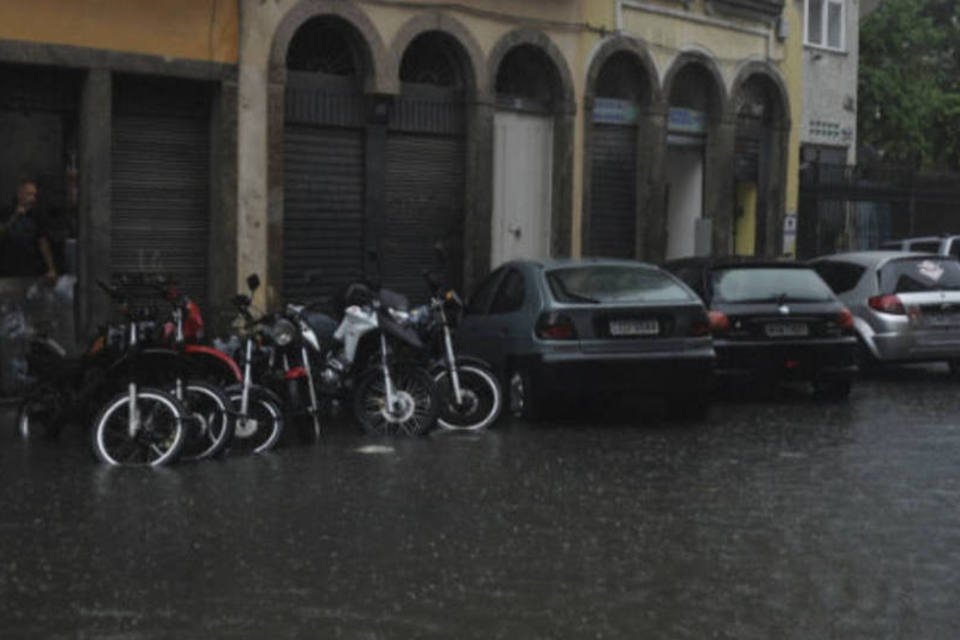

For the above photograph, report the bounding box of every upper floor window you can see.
[805,0,845,51]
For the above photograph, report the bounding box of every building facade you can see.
[800,0,858,166]
[0,0,804,334]
[236,0,802,306]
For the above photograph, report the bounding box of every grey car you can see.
[811,251,960,372]
[456,259,716,418]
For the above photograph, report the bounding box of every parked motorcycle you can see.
[405,270,502,431]
[279,279,440,436]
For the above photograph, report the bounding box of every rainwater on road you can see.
[1,366,959,639]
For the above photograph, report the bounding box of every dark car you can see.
[664,257,857,399]
[456,259,716,418]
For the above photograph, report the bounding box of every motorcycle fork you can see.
[442,324,463,405]
[240,337,253,418]
[127,381,140,438]
[302,346,321,427]
[379,334,397,414]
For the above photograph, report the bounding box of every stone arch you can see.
[269,0,395,94]
[487,28,576,114]
[389,13,484,101]
[584,35,661,108]
[662,50,728,120]
[729,60,791,130]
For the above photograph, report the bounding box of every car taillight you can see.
[536,313,577,340]
[837,308,855,330]
[868,294,906,315]
[708,310,729,334]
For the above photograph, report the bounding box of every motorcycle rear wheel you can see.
[91,387,186,467]
[173,381,233,461]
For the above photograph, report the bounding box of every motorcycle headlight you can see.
[271,318,297,346]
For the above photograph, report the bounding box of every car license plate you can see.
[765,322,808,338]
[609,319,659,336]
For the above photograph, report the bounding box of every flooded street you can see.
[2,367,960,638]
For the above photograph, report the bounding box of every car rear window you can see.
[546,265,694,304]
[879,258,960,293]
[711,267,835,303]
[907,241,941,253]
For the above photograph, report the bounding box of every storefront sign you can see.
[593,98,640,125]
[668,107,707,135]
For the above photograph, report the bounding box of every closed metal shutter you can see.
[589,124,638,258]
[382,91,465,302]
[282,78,366,304]
[283,124,365,303]
[111,76,211,305]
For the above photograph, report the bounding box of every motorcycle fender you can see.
[428,355,494,375]
[184,344,243,383]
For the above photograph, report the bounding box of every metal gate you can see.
[111,76,211,304]
[588,123,638,258]
[382,89,465,301]
[282,75,366,304]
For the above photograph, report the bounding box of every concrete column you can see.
[464,100,494,289]
[705,116,737,256]
[208,79,239,325]
[364,94,390,285]
[763,126,789,257]
[264,79,285,307]
[78,68,111,338]
[637,106,667,262]
[551,112,575,258]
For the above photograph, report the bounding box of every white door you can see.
[665,147,704,260]
[492,111,553,266]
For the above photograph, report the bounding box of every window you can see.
[490,270,526,314]
[466,268,503,315]
[546,265,695,304]
[805,0,844,51]
[710,268,836,303]
[880,258,960,294]
[813,261,865,295]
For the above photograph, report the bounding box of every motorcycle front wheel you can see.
[226,386,284,454]
[354,365,439,437]
[433,364,502,431]
[91,387,186,467]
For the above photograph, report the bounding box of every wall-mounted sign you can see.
[668,107,707,135]
[593,98,640,125]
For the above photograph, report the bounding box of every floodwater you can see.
[1,366,959,638]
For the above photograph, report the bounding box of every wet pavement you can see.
[2,366,960,638]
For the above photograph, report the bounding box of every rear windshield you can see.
[879,258,960,293]
[710,267,835,303]
[907,241,941,253]
[546,265,694,304]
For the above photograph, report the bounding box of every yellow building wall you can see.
[0,0,238,63]
[735,183,758,255]
[781,0,804,256]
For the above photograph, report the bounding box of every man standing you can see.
[0,179,57,280]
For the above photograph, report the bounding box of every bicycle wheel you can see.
[91,387,186,467]
[434,364,503,431]
[173,381,233,461]
[227,386,284,454]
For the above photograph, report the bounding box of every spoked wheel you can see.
[173,381,233,461]
[354,365,439,437]
[227,387,284,454]
[434,365,502,431]
[91,387,186,467]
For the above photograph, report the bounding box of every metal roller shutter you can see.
[283,125,365,303]
[589,124,638,258]
[382,92,465,302]
[111,77,211,305]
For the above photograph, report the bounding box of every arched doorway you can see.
[586,50,651,258]
[733,73,787,256]
[491,43,565,265]
[382,31,470,299]
[282,16,371,303]
[664,59,724,260]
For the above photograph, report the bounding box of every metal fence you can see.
[798,163,960,259]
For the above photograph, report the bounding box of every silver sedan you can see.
[811,251,960,371]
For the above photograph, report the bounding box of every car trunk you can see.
[714,301,848,340]
[561,302,709,353]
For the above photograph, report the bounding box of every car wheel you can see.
[508,369,542,422]
[813,379,852,401]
